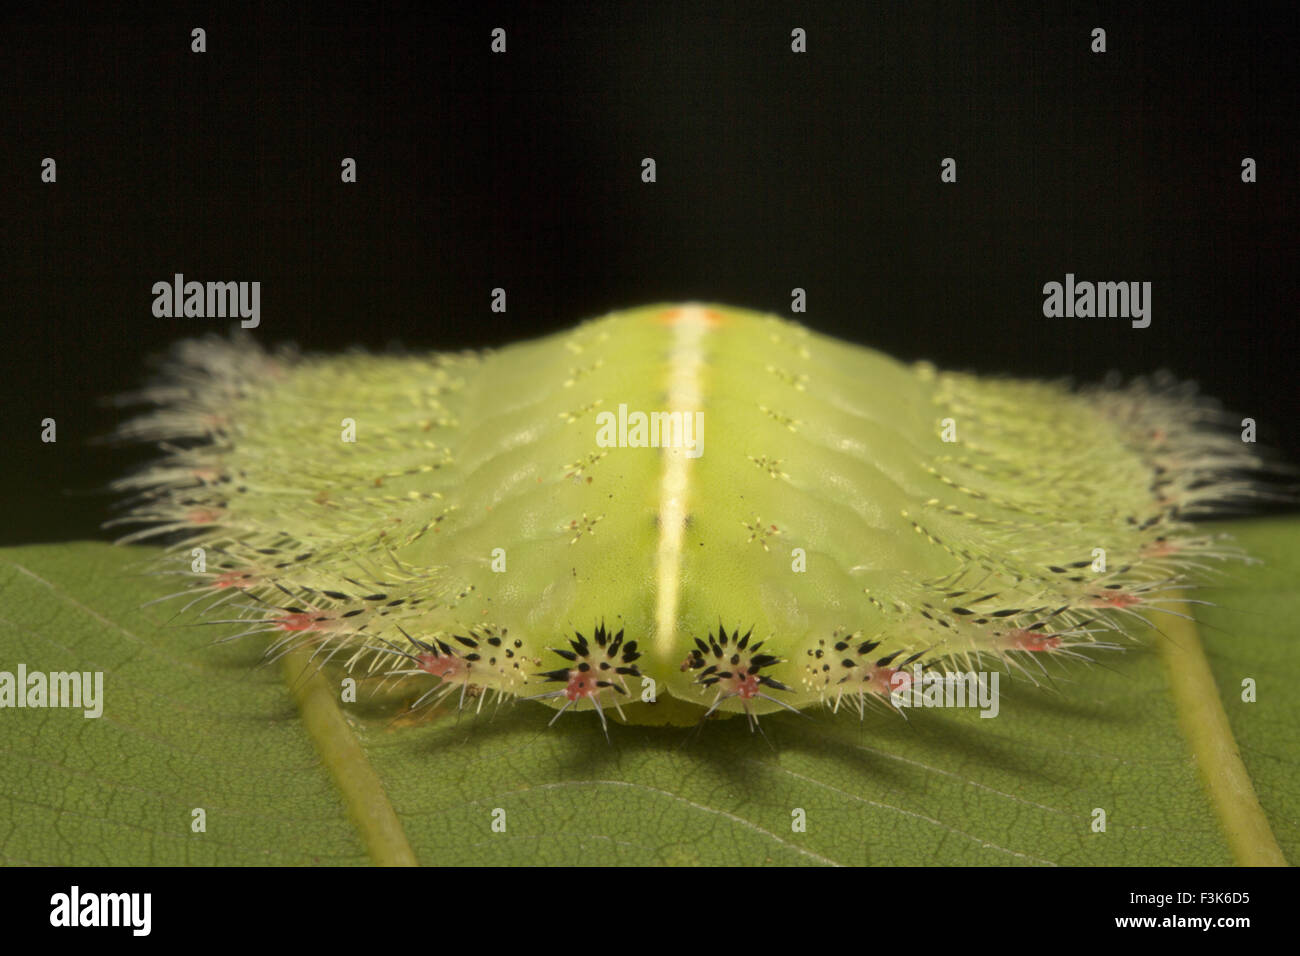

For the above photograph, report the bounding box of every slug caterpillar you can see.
[111,304,1268,731]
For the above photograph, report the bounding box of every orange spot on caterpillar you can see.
[565,669,598,701]
[276,612,318,632]
[869,666,904,698]
[732,672,760,700]
[187,508,221,524]
[1088,591,1141,609]
[213,572,254,589]
[657,306,726,326]
[418,652,465,681]
[1003,629,1062,652]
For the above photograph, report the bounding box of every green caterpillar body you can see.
[113,304,1262,728]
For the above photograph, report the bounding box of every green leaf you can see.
[1,520,1293,866]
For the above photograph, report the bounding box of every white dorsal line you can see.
[654,306,710,662]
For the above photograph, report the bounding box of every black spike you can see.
[396,626,433,652]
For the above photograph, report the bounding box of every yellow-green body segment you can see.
[114,304,1261,725]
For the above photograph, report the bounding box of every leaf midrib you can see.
[1159,600,1286,866]
[281,647,417,866]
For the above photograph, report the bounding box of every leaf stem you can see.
[1160,602,1287,866]
[282,649,418,866]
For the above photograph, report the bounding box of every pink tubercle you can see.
[418,653,464,681]
[213,572,253,589]
[565,670,598,701]
[1006,630,1062,652]
[733,672,760,700]
[868,666,903,697]
[1088,591,1141,609]
[276,612,318,632]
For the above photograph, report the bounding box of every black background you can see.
[2,865,1286,936]
[4,1,1298,544]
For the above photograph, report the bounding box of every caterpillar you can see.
[109,303,1270,733]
